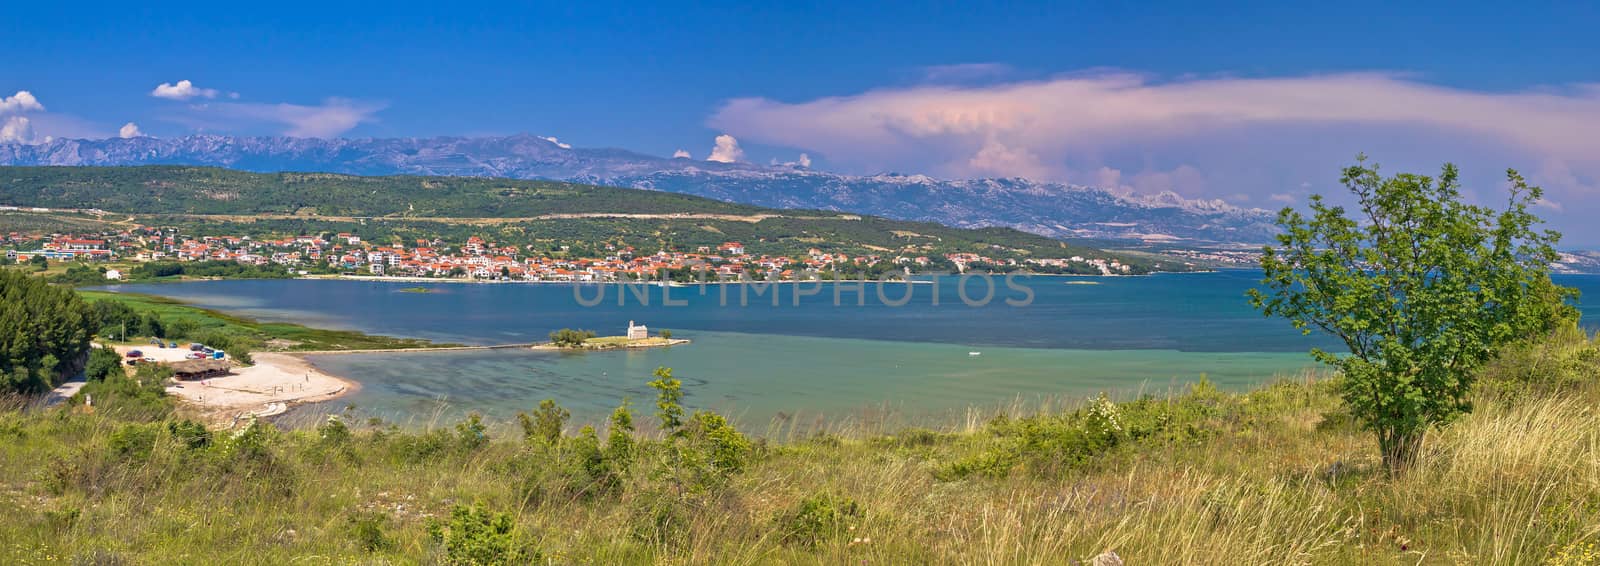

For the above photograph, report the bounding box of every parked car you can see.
[186,352,205,359]
[142,356,156,363]
[125,350,143,358]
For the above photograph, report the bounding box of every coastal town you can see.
[3,225,1142,280]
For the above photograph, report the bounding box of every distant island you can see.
[536,322,688,351]
[398,287,438,294]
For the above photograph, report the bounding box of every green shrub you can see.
[687,411,752,476]
[426,503,539,565]
[454,412,489,452]
[347,511,393,553]
[84,347,123,382]
[779,493,862,547]
[517,399,568,444]
[107,424,160,461]
[548,328,595,347]
[167,419,212,450]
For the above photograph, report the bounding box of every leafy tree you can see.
[85,347,123,382]
[517,399,569,444]
[0,269,96,394]
[659,329,672,340]
[548,328,595,347]
[648,366,684,437]
[1249,157,1576,471]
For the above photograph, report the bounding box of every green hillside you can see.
[0,166,1187,272]
[0,166,774,217]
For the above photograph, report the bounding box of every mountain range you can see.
[0,134,1280,244]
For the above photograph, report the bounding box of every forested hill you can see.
[0,166,769,218]
[0,166,1182,271]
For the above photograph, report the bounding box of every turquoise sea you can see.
[103,271,1600,427]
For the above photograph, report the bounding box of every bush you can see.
[167,419,212,450]
[347,511,393,553]
[107,424,160,461]
[779,493,862,547]
[454,412,489,452]
[548,328,595,347]
[84,347,123,382]
[426,504,540,565]
[517,399,567,444]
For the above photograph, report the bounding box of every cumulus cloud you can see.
[150,80,219,100]
[541,136,572,149]
[0,91,44,114]
[771,153,813,168]
[119,122,143,138]
[707,134,743,163]
[672,149,692,159]
[0,116,35,143]
[709,71,1600,201]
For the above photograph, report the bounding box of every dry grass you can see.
[2,337,1599,564]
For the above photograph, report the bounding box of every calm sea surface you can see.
[102,271,1600,427]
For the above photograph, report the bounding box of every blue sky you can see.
[5,1,1600,241]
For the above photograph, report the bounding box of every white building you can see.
[627,320,649,340]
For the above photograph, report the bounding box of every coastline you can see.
[163,351,360,425]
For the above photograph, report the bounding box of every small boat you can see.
[968,351,982,357]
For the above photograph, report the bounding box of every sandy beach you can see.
[112,344,356,424]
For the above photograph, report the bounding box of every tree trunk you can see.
[1380,429,1423,474]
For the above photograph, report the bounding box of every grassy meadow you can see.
[77,291,447,352]
[1,327,1597,564]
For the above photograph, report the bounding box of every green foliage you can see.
[547,328,595,347]
[228,416,275,462]
[426,503,539,565]
[648,366,684,436]
[1477,324,1600,402]
[686,411,752,476]
[84,347,122,382]
[49,264,110,286]
[516,399,568,444]
[76,364,173,420]
[167,419,212,450]
[659,329,672,340]
[0,269,96,394]
[129,260,293,281]
[1250,157,1577,472]
[936,385,1224,481]
[346,511,394,553]
[317,415,352,446]
[454,412,489,452]
[605,402,636,473]
[779,493,863,547]
[107,423,160,461]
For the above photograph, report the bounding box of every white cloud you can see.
[151,80,220,100]
[0,91,44,114]
[707,134,743,163]
[1268,193,1297,204]
[119,122,143,139]
[772,153,813,168]
[709,71,1600,196]
[174,98,385,138]
[672,149,692,159]
[0,116,35,143]
[541,136,572,149]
